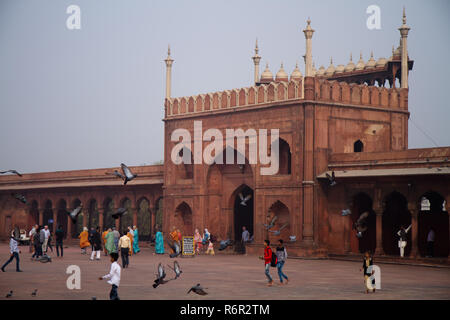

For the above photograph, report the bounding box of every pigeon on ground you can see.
[341,209,352,216]
[6,290,13,298]
[167,260,182,280]
[239,193,252,206]
[325,171,336,186]
[38,255,52,263]
[120,163,138,185]
[153,263,169,288]
[187,284,208,295]
[289,235,297,242]
[105,170,125,180]
[0,170,22,177]
[268,222,289,236]
[11,193,27,204]
[167,240,181,258]
[218,239,233,251]
[112,208,127,220]
[68,206,82,223]
[31,289,37,297]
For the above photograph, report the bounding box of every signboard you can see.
[182,236,195,256]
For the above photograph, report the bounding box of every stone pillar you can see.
[133,207,138,227]
[66,210,72,240]
[115,209,120,230]
[98,207,104,231]
[164,46,174,99]
[38,208,43,226]
[373,191,384,255]
[252,39,261,84]
[82,208,88,229]
[408,205,419,257]
[303,18,315,77]
[399,8,410,89]
[52,209,57,233]
[151,207,156,238]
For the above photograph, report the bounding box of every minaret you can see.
[252,38,261,84]
[303,17,315,77]
[164,45,174,99]
[398,7,410,88]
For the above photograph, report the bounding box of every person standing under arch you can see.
[397,225,411,257]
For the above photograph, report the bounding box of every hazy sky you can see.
[0,0,449,174]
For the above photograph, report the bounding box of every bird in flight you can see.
[153,263,169,288]
[268,222,289,236]
[0,170,22,177]
[112,208,127,220]
[167,260,182,280]
[325,171,336,186]
[239,193,252,206]
[11,193,27,204]
[120,163,138,185]
[67,206,82,224]
[187,284,208,295]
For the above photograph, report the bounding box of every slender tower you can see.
[303,18,315,77]
[252,39,261,84]
[399,7,410,88]
[164,45,174,99]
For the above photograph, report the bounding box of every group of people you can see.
[29,224,65,259]
[193,228,215,255]
[78,225,140,268]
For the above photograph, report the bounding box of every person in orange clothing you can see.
[102,228,110,256]
[126,227,134,256]
[169,226,178,254]
[78,227,91,254]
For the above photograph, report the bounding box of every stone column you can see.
[408,204,418,257]
[399,8,410,89]
[98,207,104,231]
[164,46,174,99]
[373,191,384,255]
[150,206,156,238]
[66,209,72,240]
[303,18,315,77]
[38,208,43,226]
[82,208,88,229]
[115,209,120,230]
[133,207,138,227]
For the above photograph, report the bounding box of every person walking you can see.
[132,226,140,254]
[41,225,50,253]
[55,225,64,257]
[1,233,22,272]
[28,225,37,253]
[360,251,376,294]
[90,226,102,261]
[126,227,134,257]
[99,252,121,300]
[105,228,116,255]
[78,227,91,254]
[31,226,43,260]
[260,239,274,286]
[155,226,164,255]
[102,228,109,256]
[241,226,250,255]
[39,226,46,255]
[426,228,435,257]
[112,227,120,252]
[397,225,411,258]
[276,239,289,285]
[118,231,132,268]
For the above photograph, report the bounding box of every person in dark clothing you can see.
[1,235,22,272]
[32,226,43,260]
[276,239,289,285]
[360,251,375,294]
[88,227,95,253]
[47,231,54,253]
[90,226,103,261]
[55,225,64,257]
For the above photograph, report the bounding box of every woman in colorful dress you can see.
[126,227,134,256]
[155,226,164,254]
[78,227,90,254]
[132,225,140,254]
[194,228,203,255]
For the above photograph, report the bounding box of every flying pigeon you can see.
[6,290,13,298]
[341,209,352,216]
[187,283,208,295]
[263,214,278,230]
[289,235,297,242]
[268,222,289,236]
[112,208,127,220]
[167,260,182,280]
[105,170,125,180]
[218,239,233,251]
[353,211,370,238]
[0,170,22,177]
[11,193,27,204]
[153,263,169,288]
[31,289,38,297]
[167,239,181,258]
[120,163,138,185]
[68,206,82,224]
[38,255,52,263]
[325,171,336,186]
[239,193,252,206]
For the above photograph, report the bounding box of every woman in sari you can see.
[78,227,91,254]
[105,228,116,254]
[169,226,178,254]
[101,228,109,256]
[155,226,164,254]
[132,226,140,254]
[126,227,134,256]
[194,228,203,254]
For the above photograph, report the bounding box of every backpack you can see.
[270,248,277,267]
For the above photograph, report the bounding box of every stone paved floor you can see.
[0,244,449,300]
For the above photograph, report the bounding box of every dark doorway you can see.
[382,192,411,256]
[71,199,83,238]
[351,193,376,253]
[354,140,364,152]
[56,200,68,238]
[43,200,53,231]
[233,185,254,242]
[103,198,115,230]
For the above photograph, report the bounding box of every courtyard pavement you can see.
[0,244,449,300]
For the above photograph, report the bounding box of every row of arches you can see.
[350,190,448,257]
[28,197,164,241]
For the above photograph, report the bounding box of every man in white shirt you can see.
[99,252,121,300]
[42,225,50,253]
[1,234,22,272]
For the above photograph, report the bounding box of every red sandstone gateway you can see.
[0,15,449,260]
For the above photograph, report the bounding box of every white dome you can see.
[355,53,365,71]
[260,63,273,81]
[335,64,345,73]
[325,58,335,76]
[275,63,288,81]
[365,52,376,69]
[376,57,387,67]
[317,65,325,76]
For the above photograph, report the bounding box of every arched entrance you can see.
[382,191,411,256]
[103,197,115,230]
[88,199,99,230]
[267,200,290,243]
[350,193,376,254]
[232,184,254,242]
[138,198,151,241]
[418,191,449,257]
[174,202,193,236]
[56,199,68,238]
[42,200,53,231]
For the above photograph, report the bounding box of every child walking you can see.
[99,252,121,300]
[206,239,215,255]
[276,239,289,285]
[360,251,375,294]
[260,239,274,286]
